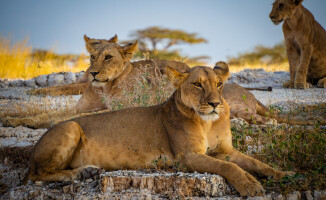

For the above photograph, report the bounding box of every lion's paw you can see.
[283,81,294,88]
[232,172,265,197]
[317,79,326,88]
[294,82,310,89]
[78,166,105,180]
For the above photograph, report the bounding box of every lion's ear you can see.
[121,41,138,60]
[213,61,230,82]
[84,34,101,52]
[84,34,118,53]
[108,34,118,43]
[291,0,303,5]
[166,66,189,88]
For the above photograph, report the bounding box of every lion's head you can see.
[83,35,138,87]
[166,62,230,121]
[269,0,303,25]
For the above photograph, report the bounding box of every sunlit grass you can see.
[0,36,89,80]
[229,62,289,73]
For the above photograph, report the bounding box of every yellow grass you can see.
[0,36,89,80]
[229,62,289,73]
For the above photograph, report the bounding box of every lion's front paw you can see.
[283,81,294,88]
[294,82,310,89]
[317,79,326,88]
[232,172,265,197]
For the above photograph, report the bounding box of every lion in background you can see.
[24,65,293,197]
[269,0,326,89]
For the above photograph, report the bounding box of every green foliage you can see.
[228,42,288,65]
[131,26,207,51]
[129,26,209,66]
[232,119,326,194]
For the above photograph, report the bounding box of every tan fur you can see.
[2,37,281,128]
[269,0,326,89]
[24,66,293,197]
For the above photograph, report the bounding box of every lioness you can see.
[3,35,279,128]
[24,65,293,197]
[269,0,326,89]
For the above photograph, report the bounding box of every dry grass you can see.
[232,103,326,194]
[0,36,88,80]
[229,62,289,73]
[104,67,175,111]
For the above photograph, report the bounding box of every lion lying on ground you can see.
[2,36,281,128]
[24,65,293,197]
[269,0,326,89]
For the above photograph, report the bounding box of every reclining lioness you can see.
[24,65,293,197]
[2,35,282,128]
[269,0,326,89]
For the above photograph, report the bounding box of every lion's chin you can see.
[91,80,108,87]
[199,113,220,122]
[272,19,283,25]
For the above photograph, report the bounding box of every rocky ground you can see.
[0,69,325,199]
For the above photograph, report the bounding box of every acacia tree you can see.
[131,26,207,52]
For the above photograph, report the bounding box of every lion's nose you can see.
[208,102,220,108]
[90,72,99,77]
[270,15,275,19]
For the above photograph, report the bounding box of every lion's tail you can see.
[256,100,324,125]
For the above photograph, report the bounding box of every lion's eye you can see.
[217,82,223,87]
[90,55,95,60]
[105,55,113,60]
[278,3,284,9]
[193,82,202,87]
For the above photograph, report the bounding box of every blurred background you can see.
[0,0,325,79]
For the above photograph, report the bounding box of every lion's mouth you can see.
[92,79,109,83]
[197,110,220,121]
[272,19,283,25]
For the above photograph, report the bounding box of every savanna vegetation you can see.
[0,36,88,79]
[1,27,291,79]
[227,42,289,72]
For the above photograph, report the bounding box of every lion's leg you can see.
[183,152,264,197]
[212,149,294,180]
[2,108,77,129]
[317,77,326,88]
[29,82,89,96]
[26,121,86,182]
[294,44,313,89]
[284,40,300,88]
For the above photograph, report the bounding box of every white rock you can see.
[48,74,65,86]
[314,190,326,200]
[24,78,36,88]
[35,74,48,86]
[64,72,77,84]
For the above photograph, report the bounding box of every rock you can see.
[24,78,36,88]
[48,74,65,86]
[64,72,77,84]
[314,190,326,200]
[0,137,18,147]
[273,194,285,200]
[35,75,48,87]
[305,191,313,200]
[286,191,301,200]
[8,80,24,87]
[76,71,85,81]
